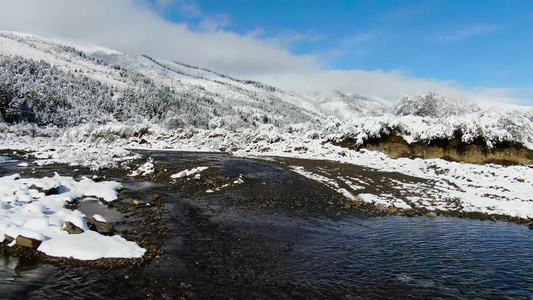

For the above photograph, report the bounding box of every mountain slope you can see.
[1,31,533,156]
[0,32,325,128]
[3,32,533,224]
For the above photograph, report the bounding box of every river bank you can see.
[0,150,532,299]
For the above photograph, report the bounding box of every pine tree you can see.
[5,97,22,123]
[0,89,7,121]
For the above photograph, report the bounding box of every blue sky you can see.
[1,0,531,104]
[159,0,533,91]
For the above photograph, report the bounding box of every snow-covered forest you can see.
[0,39,315,129]
[1,31,533,154]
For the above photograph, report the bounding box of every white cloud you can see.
[341,33,376,47]
[245,27,265,38]
[250,70,527,105]
[468,87,525,105]
[180,2,202,17]
[0,0,528,105]
[0,0,317,75]
[435,23,502,44]
[198,14,231,32]
[264,29,323,49]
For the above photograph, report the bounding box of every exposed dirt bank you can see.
[332,133,533,165]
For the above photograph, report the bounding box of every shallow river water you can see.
[0,151,532,299]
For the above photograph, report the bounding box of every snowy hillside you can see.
[1,31,533,152]
[0,31,322,129]
[2,31,533,222]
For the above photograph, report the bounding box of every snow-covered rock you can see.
[0,173,144,260]
[171,166,208,179]
[131,157,155,176]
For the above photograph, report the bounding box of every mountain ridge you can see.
[1,31,533,156]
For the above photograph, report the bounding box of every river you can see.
[0,150,532,299]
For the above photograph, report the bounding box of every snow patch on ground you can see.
[130,157,155,177]
[0,173,145,260]
[171,166,208,179]
[2,123,533,220]
[247,136,533,219]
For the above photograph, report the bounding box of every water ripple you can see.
[289,216,533,299]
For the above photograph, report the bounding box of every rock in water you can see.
[15,236,42,249]
[425,212,437,217]
[88,217,114,234]
[65,221,85,234]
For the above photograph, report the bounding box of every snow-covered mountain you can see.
[3,31,533,223]
[0,32,315,128]
[0,31,389,126]
[1,31,533,151]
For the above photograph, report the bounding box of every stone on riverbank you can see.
[88,216,114,235]
[65,221,85,234]
[15,235,42,249]
[4,234,14,242]
[64,214,90,234]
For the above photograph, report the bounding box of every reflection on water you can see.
[77,197,123,223]
[288,216,533,299]
[0,256,56,299]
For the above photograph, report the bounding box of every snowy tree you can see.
[394,92,479,118]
